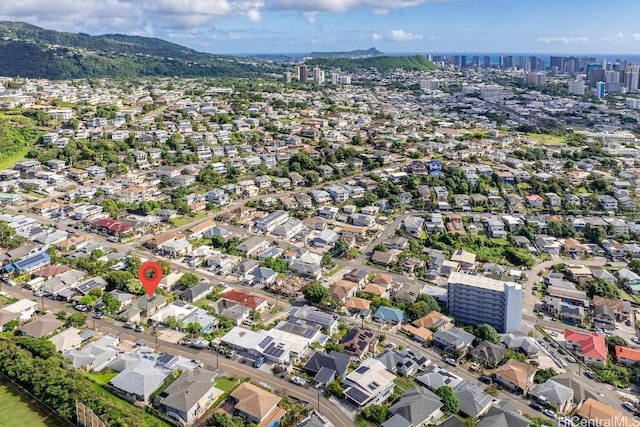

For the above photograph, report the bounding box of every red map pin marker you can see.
[138,261,163,298]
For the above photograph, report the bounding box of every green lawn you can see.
[526,133,565,145]
[0,382,64,427]
[0,145,29,170]
[394,377,416,392]
[215,377,239,393]
[83,370,117,386]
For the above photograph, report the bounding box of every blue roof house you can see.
[373,306,406,325]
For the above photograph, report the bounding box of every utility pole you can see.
[317,386,320,413]
[154,326,158,352]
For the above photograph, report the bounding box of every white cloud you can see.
[372,29,423,42]
[538,36,589,45]
[602,32,640,43]
[272,0,431,13]
[0,0,265,34]
[372,9,390,15]
[389,29,423,41]
[302,11,317,24]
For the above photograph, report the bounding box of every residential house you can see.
[530,380,574,414]
[290,253,323,280]
[2,299,38,321]
[416,365,465,391]
[563,238,587,258]
[64,335,121,371]
[455,382,494,419]
[617,268,640,294]
[373,306,406,325]
[375,348,431,377]
[330,280,358,304]
[592,296,631,321]
[17,313,63,338]
[412,311,454,332]
[564,330,608,366]
[303,351,350,387]
[500,333,540,358]
[614,345,640,367]
[387,386,444,427]
[49,327,83,353]
[340,327,378,358]
[393,282,422,305]
[156,368,222,426]
[343,359,396,409]
[493,359,537,394]
[404,216,424,237]
[230,382,286,427]
[470,341,507,368]
[432,327,475,352]
[179,282,213,304]
[575,398,637,427]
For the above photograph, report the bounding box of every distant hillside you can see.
[306,55,438,72]
[308,47,384,59]
[0,21,278,79]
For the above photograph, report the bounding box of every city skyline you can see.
[0,0,639,55]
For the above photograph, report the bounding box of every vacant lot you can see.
[526,133,564,145]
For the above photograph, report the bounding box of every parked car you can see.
[623,401,636,412]
[444,358,460,367]
[92,312,103,319]
[530,402,543,411]
[479,375,493,384]
[543,409,556,418]
[290,376,306,387]
[584,370,596,379]
[566,356,576,363]
[134,324,144,332]
[626,319,632,327]
[253,357,265,368]
[470,362,480,371]
[124,321,135,329]
[74,304,88,312]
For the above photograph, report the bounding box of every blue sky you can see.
[1,0,639,54]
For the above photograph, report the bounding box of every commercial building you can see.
[446,272,523,333]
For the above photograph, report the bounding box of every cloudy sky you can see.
[1,0,639,54]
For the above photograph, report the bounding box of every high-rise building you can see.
[460,55,468,68]
[447,272,523,333]
[596,81,606,99]
[568,79,586,95]
[499,55,513,69]
[627,65,640,92]
[295,64,308,83]
[312,67,325,85]
[524,72,547,86]
[483,56,491,68]
[330,72,338,85]
[339,75,351,85]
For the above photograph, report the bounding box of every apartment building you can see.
[446,271,523,333]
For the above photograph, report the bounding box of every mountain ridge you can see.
[0,21,276,79]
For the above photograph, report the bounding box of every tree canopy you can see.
[302,283,329,305]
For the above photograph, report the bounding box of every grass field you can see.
[0,383,65,427]
[0,145,29,170]
[526,133,565,145]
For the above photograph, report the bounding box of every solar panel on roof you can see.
[258,336,273,348]
[345,387,369,405]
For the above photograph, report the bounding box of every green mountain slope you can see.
[0,21,277,79]
[306,55,438,72]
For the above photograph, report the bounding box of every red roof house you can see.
[221,289,268,311]
[564,329,607,366]
[615,345,640,367]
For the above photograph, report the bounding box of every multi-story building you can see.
[446,271,523,333]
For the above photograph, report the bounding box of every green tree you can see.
[100,291,121,315]
[629,259,640,275]
[105,270,136,292]
[66,313,87,328]
[321,253,333,267]
[407,301,431,321]
[164,315,184,330]
[606,335,628,354]
[361,405,389,424]
[534,367,557,384]
[16,337,56,359]
[0,222,27,250]
[158,259,171,275]
[473,324,500,344]
[185,322,202,337]
[435,385,459,413]
[178,273,200,288]
[302,283,329,305]
[207,412,245,427]
[326,378,345,399]
[415,294,441,313]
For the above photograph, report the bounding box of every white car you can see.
[566,356,576,363]
[290,376,306,387]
